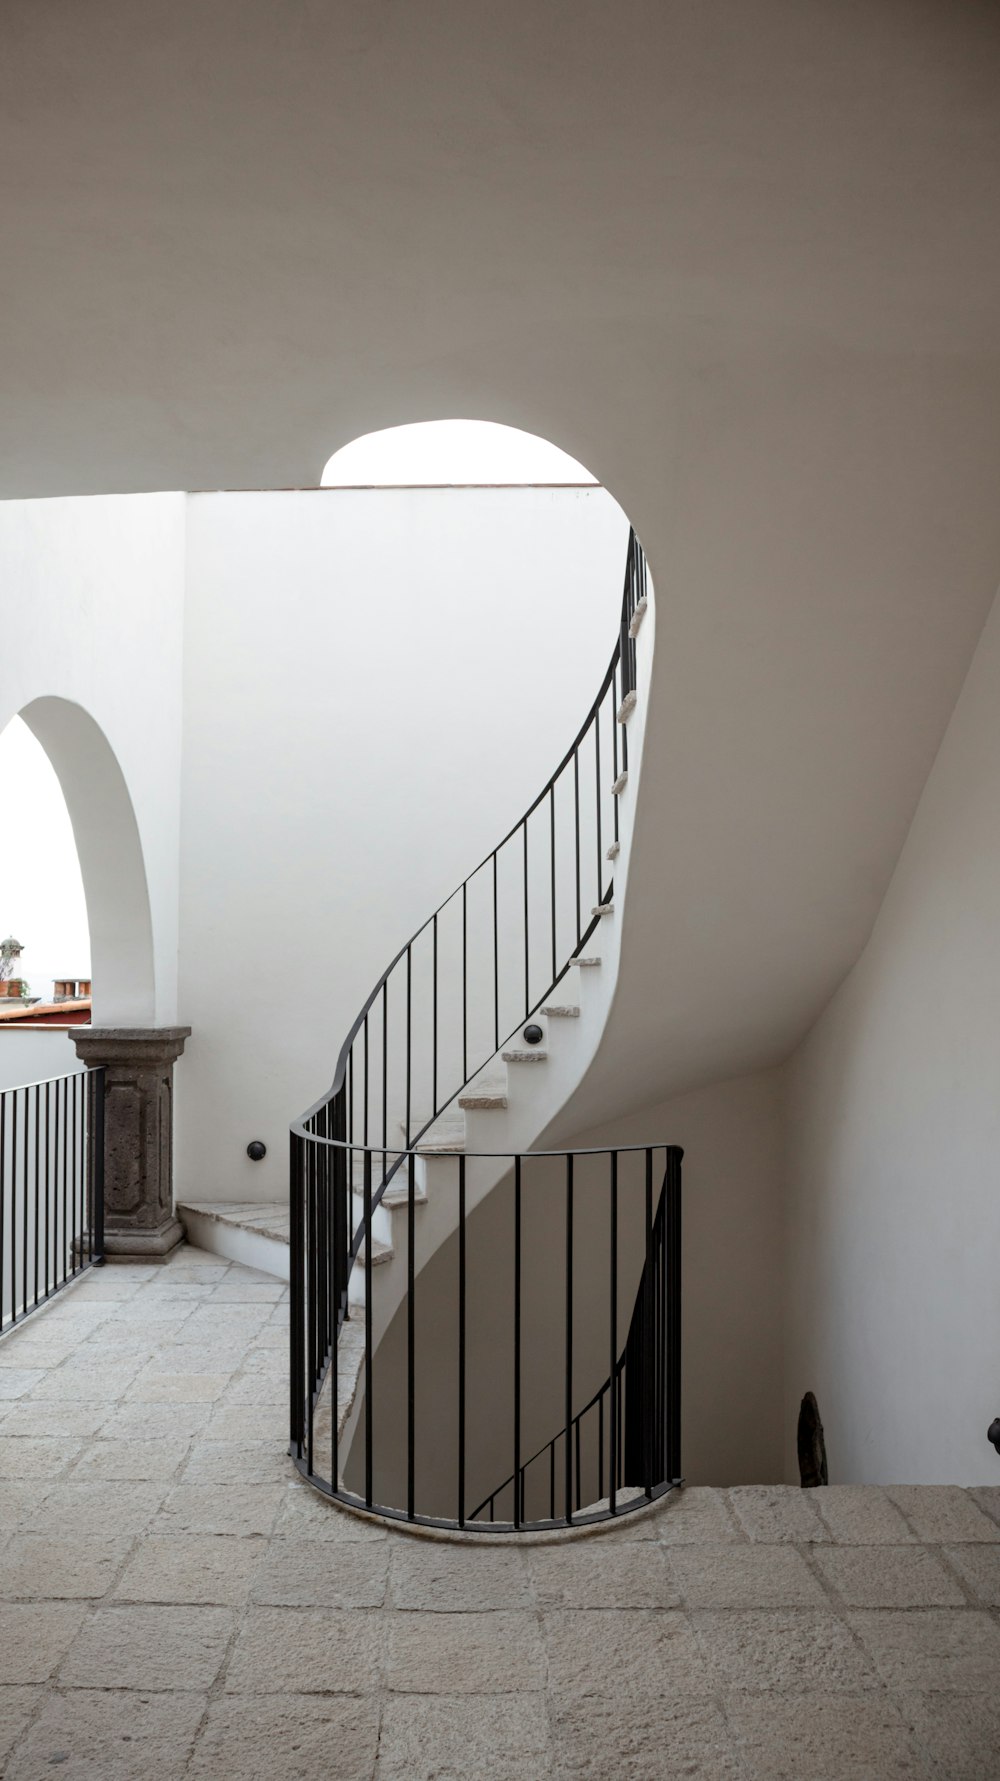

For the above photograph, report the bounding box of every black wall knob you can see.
[247,1140,267,1161]
[523,1024,544,1046]
[988,1418,1000,1455]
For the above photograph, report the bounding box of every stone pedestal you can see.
[72,1027,191,1260]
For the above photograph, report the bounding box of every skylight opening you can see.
[321,420,599,488]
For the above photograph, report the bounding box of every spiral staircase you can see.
[288,530,682,1531]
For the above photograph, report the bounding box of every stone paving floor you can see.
[1,1246,1000,1778]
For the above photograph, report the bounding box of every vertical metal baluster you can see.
[492,852,499,1053]
[549,1443,555,1522]
[407,1128,415,1521]
[405,946,412,1147]
[564,1153,574,1524]
[644,1147,653,1495]
[461,883,468,1084]
[92,1070,105,1266]
[13,1089,21,1318]
[598,1392,604,1502]
[573,752,581,943]
[328,1137,338,1492]
[458,1154,466,1528]
[609,1150,617,1514]
[59,1076,67,1288]
[363,1015,369,1149]
[381,981,388,1188]
[549,784,557,985]
[575,1417,582,1513]
[33,1084,40,1304]
[432,912,438,1115]
[0,1093,6,1329]
[306,1139,315,1474]
[289,1130,303,1458]
[43,1081,51,1296]
[522,824,529,1018]
[364,1147,373,1508]
[595,709,602,904]
[667,1146,682,1482]
[513,1154,522,1528]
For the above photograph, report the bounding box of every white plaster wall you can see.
[0,1031,83,1094]
[176,487,628,1202]
[0,495,186,1026]
[785,584,1000,1486]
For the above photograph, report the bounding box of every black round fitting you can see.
[988,1418,1000,1456]
[523,1023,544,1046]
[246,1140,267,1162]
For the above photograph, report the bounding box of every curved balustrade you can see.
[289,529,681,1531]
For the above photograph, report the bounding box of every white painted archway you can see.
[18,698,156,1027]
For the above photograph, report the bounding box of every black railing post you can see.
[666,1144,683,1482]
[91,1067,106,1266]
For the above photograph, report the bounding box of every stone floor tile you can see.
[24,1482,168,1539]
[969,1486,1000,1530]
[0,1687,42,1766]
[98,1401,212,1440]
[70,1437,191,1482]
[885,1486,1000,1543]
[814,1485,917,1544]
[896,1688,1000,1780]
[141,1345,243,1377]
[549,1691,741,1780]
[391,1543,531,1611]
[0,1339,77,1368]
[59,1603,233,1691]
[543,1608,706,1698]
[0,1602,88,1682]
[273,1486,388,1542]
[125,1371,231,1403]
[225,1604,382,1693]
[181,1438,292,1484]
[670,1542,826,1608]
[0,1435,81,1477]
[189,1692,380,1781]
[0,1402,107,1439]
[849,1608,1000,1691]
[0,1481,44,1531]
[388,1609,544,1693]
[64,1276,145,1302]
[378,1693,551,1780]
[813,1544,966,1608]
[242,1347,287,1375]
[31,1363,142,1402]
[114,1534,268,1605]
[944,1543,1000,1607]
[728,1485,832,1543]
[201,1403,287,1441]
[251,1538,388,1608]
[1,1535,133,1600]
[727,1691,926,1780]
[0,1368,46,1398]
[211,1282,285,1302]
[694,1609,878,1692]
[653,1486,743,1544]
[152,1481,286,1537]
[217,1374,288,1406]
[5,1685,207,1779]
[528,1542,680,1609]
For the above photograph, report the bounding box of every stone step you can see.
[541,1003,580,1018]
[611,771,628,796]
[606,840,620,860]
[502,1048,548,1064]
[570,956,601,968]
[616,689,637,723]
[628,596,648,638]
[457,1090,508,1110]
[591,903,614,918]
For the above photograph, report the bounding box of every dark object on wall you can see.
[798,1391,829,1487]
[523,1024,544,1045]
[988,1418,1000,1456]
[247,1140,267,1161]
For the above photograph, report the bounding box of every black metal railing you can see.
[291,1137,681,1530]
[290,526,667,1530]
[0,1068,105,1334]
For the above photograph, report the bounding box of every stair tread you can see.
[458,1091,508,1110]
[628,597,648,638]
[616,690,637,723]
[592,903,614,916]
[355,1234,392,1265]
[541,1004,580,1017]
[611,770,628,795]
[606,841,620,860]
[570,956,601,967]
[502,1049,548,1063]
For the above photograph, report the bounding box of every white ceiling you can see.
[5,0,1000,1102]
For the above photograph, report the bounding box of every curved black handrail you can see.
[290,527,666,1532]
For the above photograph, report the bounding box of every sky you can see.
[2,422,596,1001]
[0,716,90,1001]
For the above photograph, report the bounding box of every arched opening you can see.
[12,699,156,1027]
[322,418,599,487]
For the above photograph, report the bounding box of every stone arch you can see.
[17,698,156,1026]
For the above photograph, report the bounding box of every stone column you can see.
[72,1027,191,1260]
